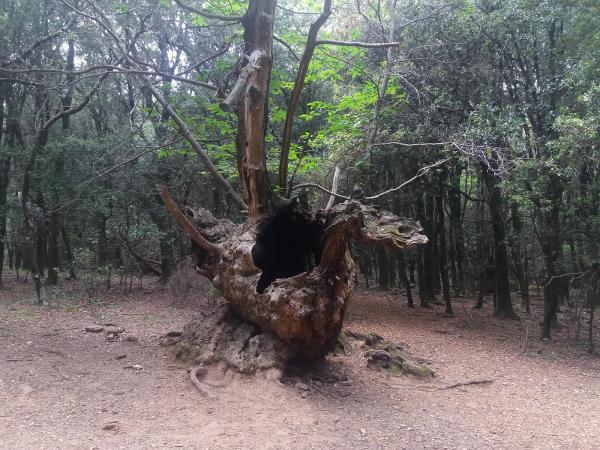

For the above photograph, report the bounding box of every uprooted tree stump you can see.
[160,187,428,388]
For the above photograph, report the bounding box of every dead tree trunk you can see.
[161,186,427,360]
[154,0,428,371]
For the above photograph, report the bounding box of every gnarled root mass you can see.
[161,301,293,396]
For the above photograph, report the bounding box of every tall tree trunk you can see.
[147,203,175,284]
[377,247,390,290]
[482,161,515,318]
[47,39,75,286]
[438,173,452,316]
[96,213,110,267]
[61,226,76,279]
[222,0,277,218]
[540,172,564,338]
[415,191,434,307]
[397,252,413,307]
[447,166,465,293]
[509,204,529,312]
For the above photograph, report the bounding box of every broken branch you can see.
[440,379,493,390]
[158,184,222,257]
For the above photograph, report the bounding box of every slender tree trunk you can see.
[377,247,390,290]
[148,203,175,284]
[539,173,564,337]
[482,161,515,318]
[509,204,529,312]
[438,172,452,316]
[96,213,110,267]
[61,226,76,279]
[397,252,413,307]
[447,167,465,293]
[415,193,433,307]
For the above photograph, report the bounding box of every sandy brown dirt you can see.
[1,273,599,450]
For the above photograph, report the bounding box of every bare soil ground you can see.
[1,273,599,450]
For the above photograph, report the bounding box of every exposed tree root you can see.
[189,365,216,399]
[164,301,292,396]
[342,330,435,378]
[440,379,493,390]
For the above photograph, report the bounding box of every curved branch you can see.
[173,0,243,22]
[315,40,400,48]
[366,158,449,201]
[273,35,300,61]
[290,182,350,201]
[144,81,247,210]
[278,0,332,194]
[158,184,222,257]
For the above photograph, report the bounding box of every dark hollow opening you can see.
[251,199,324,293]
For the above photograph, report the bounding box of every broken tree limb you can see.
[290,182,350,201]
[219,60,258,112]
[158,185,222,257]
[326,166,340,210]
[315,40,400,48]
[440,379,493,390]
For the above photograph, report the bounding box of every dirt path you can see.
[1,275,599,449]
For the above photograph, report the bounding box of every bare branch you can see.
[278,0,332,194]
[315,40,400,49]
[145,81,247,210]
[366,158,450,201]
[172,0,243,22]
[48,137,185,214]
[290,182,350,201]
[158,185,222,256]
[219,61,258,111]
[273,35,300,61]
[326,166,341,210]
[373,141,451,147]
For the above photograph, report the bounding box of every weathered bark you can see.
[159,0,427,370]
[224,0,276,218]
[162,191,427,360]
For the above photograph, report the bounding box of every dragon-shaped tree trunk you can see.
[159,0,427,372]
[161,187,427,362]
